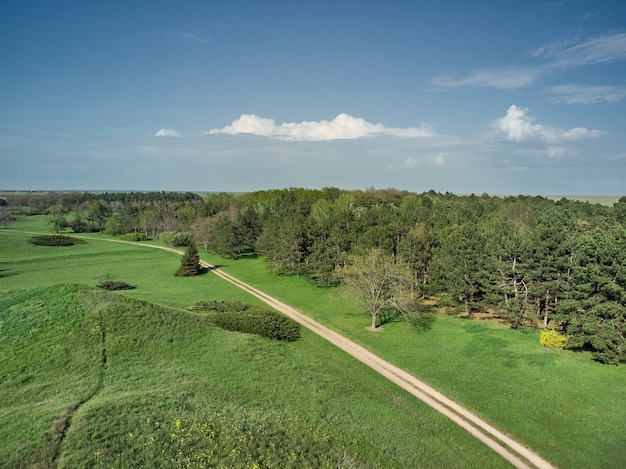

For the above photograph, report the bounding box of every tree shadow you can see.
[378,304,437,332]
[407,312,436,332]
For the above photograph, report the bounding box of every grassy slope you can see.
[1,221,505,468]
[4,216,626,467]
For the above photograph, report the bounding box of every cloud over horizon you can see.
[492,105,604,143]
[206,113,436,141]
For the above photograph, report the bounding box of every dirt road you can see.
[203,260,557,469]
[24,234,557,469]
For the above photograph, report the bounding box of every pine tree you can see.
[175,243,201,276]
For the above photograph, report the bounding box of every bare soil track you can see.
[9,232,557,468]
[143,242,557,469]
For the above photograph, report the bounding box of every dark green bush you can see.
[97,280,136,291]
[27,235,87,246]
[118,232,147,241]
[161,231,192,247]
[175,244,202,277]
[211,307,301,342]
[188,300,251,313]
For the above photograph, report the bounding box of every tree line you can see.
[6,188,626,364]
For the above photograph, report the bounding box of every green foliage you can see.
[118,232,147,241]
[210,306,302,341]
[160,231,192,247]
[120,408,341,468]
[338,248,419,329]
[540,330,568,349]
[174,243,201,277]
[27,235,87,246]
[97,280,136,291]
[564,224,626,364]
[188,299,251,313]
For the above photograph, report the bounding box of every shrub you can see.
[97,280,136,291]
[27,235,87,246]
[211,306,301,342]
[118,232,147,241]
[540,330,568,349]
[188,300,251,313]
[161,231,192,247]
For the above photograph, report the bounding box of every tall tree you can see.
[485,213,534,328]
[175,243,202,277]
[432,222,493,316]
[564,224,626,364]
[86,200,111,232]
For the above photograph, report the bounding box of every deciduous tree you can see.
[337,248,418,329]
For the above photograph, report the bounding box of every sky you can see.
[1,0,626,195]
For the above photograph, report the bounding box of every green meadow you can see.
[2,215,626,468]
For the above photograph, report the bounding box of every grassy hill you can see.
[0,223,505,468]
[2,216,626,468]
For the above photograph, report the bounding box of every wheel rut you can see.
[51,306,108,466]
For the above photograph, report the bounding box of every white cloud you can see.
[206,113,436,141]
[168,32,210,44]
[431,154,446,166]
[434,32,626,92]
[547,84,626,104]
[432,67,540,89]
[155,128,182,138]
[402,153,445,169]
[546,146,567,158]
[530,32,626,69]
[492,105,604,142]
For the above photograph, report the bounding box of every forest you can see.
[4,188,626,364]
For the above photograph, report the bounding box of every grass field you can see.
[198,257,626,469]
[2,215,626,468]
[1,217,506,468]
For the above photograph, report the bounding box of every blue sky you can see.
[1,0,625,195]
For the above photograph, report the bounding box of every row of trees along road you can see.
[5,189,626,364]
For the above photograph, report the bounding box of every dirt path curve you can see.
[136,242,556,469]
[13,232,556,469]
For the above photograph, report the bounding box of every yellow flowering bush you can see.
[540,330,568,349]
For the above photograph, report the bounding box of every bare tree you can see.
[0,206,13,228]
[337,248,418,329]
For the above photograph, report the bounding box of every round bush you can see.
[27,235,87,246]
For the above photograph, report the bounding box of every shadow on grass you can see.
[407,312,436,332]
[378,304,437,332]
[0,269,18,278]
